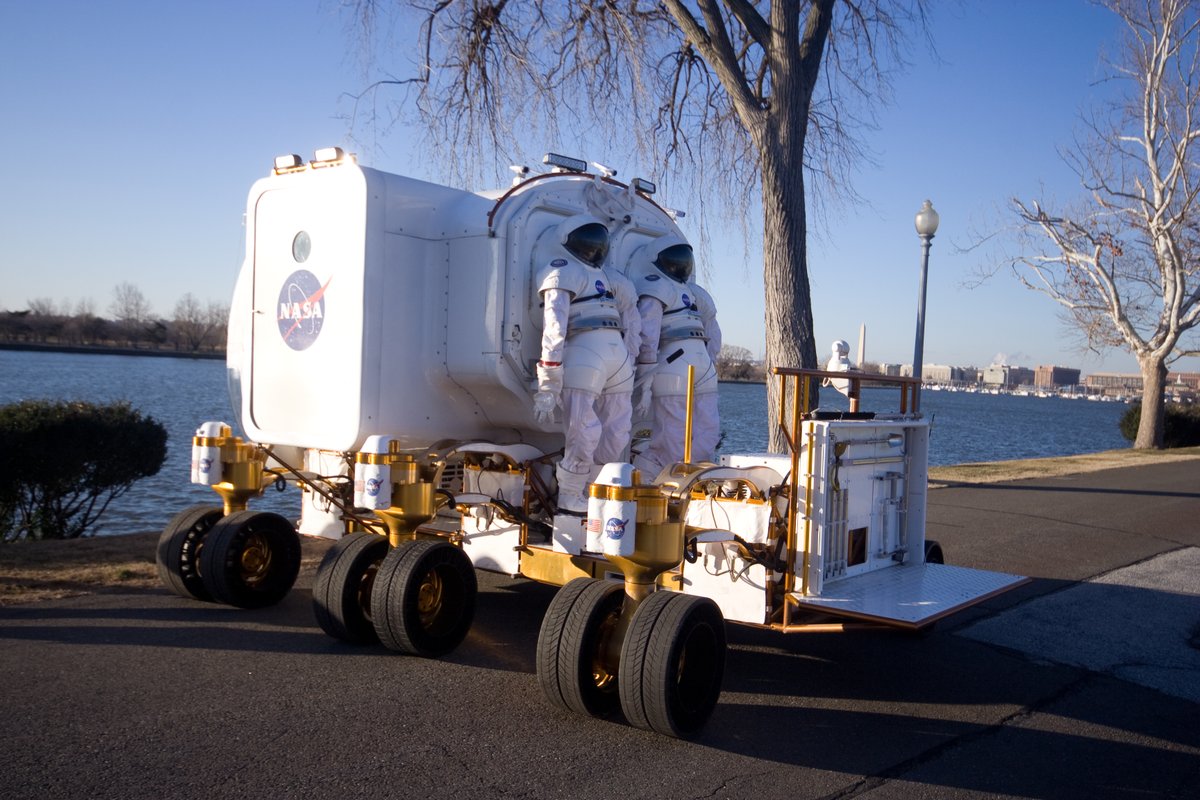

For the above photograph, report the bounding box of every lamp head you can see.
[915,199,940,237]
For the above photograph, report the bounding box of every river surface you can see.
[0,350,1129,536]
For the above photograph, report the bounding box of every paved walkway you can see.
[0,459,1197,799]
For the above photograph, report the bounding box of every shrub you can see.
[0,400,167,541]
[1118,402,1200,448]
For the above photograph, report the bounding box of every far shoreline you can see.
[0,341,223,361]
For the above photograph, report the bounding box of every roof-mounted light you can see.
[591,161,617,178]
[273,154,305,173]
[542,153,587,173]
[631,177,656,195]
[313,146,346,164]
[509,164,530,186]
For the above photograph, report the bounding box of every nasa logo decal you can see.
[277,269,331,351]
[681,293,691,306]
[605,517,627,540]
[594,279,606,294]
[366,477,383,497]
[646,274,660,281]
[551,258,568,267]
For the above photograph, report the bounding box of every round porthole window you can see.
[292,231,311,263]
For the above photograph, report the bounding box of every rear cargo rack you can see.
[771,367,922,631]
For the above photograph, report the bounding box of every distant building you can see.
[921,367,950,383]
[1034,365,1081,388]
[983,364,1034,387]
[921,364,961,383]
[1085,373,1142,392]
[1083,371,1199,395]
[1169,372,1200,390]
[879,363,902,377]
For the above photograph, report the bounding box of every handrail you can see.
[770,367,921,417]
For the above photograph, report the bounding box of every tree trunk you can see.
[760,140,819,453]
[1134,355,1168,449]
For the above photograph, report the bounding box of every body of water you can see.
[717,381,1130,465]
[1,350,1130,535]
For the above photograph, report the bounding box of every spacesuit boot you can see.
[554,463,591,515]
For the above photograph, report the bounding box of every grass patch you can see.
[0,530,334,606]
[0,531,160,605]
[928,446,1200,486]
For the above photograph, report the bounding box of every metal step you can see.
[789,563,1029,629]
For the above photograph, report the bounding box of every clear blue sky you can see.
[2,0,1196,376]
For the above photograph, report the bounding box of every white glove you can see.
[634,382,652,418]
[534,361,563,425]
[533,390,558,425]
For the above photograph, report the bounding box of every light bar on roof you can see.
[542,153,587,173]
[313,146,345,163]
[631,177,656,195]
[274,154,304,171]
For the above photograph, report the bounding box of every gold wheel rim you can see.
[590,608,621,692]
[240,531,273,587]
[358,560,381,622]
[417,568,444,627]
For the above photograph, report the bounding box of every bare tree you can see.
[23,298,66,343]
[110,282,151,323]
[716,343,759,380]
[346,0,926,451]
[27,297,60,316]
[173,293,207,352]
[172,293,230,352]
[1010,0,1200,449]
[110,282,153,348]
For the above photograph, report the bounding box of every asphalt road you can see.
[2,460,1198,800]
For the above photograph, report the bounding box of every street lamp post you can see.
[912,199,940,412]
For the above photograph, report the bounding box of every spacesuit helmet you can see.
[563,222,610,266]
[654,243,694,283]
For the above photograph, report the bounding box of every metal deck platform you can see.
[789,563,1029,629]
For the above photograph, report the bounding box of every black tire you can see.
[619,591,726,738]
[156,505,224,602]
[371,539,477,657]
[313,532,391,644]
[536,578,625,717]
[199,510,301,609]
[924,539,945,565]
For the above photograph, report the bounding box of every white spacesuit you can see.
[534,214,635,512]
[628,235,721,477]
[825,339,853,396]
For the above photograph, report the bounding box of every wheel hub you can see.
[240,532,274,587]
[417,568,445,625]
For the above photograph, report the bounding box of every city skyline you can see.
[2,0,1197,376]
